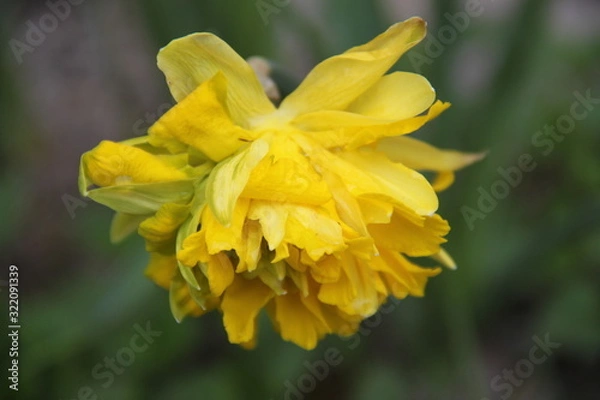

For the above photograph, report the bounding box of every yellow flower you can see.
[79,17,483,350]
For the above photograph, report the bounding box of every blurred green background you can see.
[1,0,599,399]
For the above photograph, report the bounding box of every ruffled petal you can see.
[201,252,235,297]
[369,212,450,257]
[372,249,442,297]
[138,203,190,252]
[242,136,331,205]
[273,291,330,350]
[202,198,250,255]
[283,204,346,261]
[221,277,274,345]
[318,255,379,317]
[248,200,288,251]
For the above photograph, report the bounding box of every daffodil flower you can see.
[79,17,483,350]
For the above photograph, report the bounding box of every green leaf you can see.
[169,271,190,323]
[187,269,213,310]
[78,155,92,196]
[244,259,287,296]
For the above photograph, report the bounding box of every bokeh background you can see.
[1,0,599,399]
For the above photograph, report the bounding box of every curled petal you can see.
[157,33,275,125]
[376,136,486,172]
[280,17,426,115]
[206,139,269,226]
[347,72,436,120]
[294,101,450,149]
[81,140,187,188]
[149,73,256,162]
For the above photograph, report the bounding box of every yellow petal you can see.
[145,252,178,289]
[206,139,269,226]
[296,136,437,217]
[286,266,310,297]
[376,136,485,192]
[373,249,442,297]
[294,101,450,149]
[203,198,250,255]
[339,255,379,317]
[200,252,234,297]
[338,149,438,215]
[309,255,342,284]
[274,292,330,350]
[242,154,331,205]
[138,203,190,252]
[273,242,291,263]
[221,277,274,344]
[178,230,210,267]
[285,246,307,272]
[376,135,486,172]
[347,72,435,120]
[431,248,457,270]
[248,200,288,250]
[280,18,426,115]
[320,170,369,237]
[238,220,263,272]
[284,204,346,261]
[317,255,379,317]
[157,33,275,125]
[149,73,255,162]
[431,171,455,192]
[369,212,450,257]
[357,196,393,225]
[82,140,187,187]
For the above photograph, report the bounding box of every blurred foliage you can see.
[1,0,599,399]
